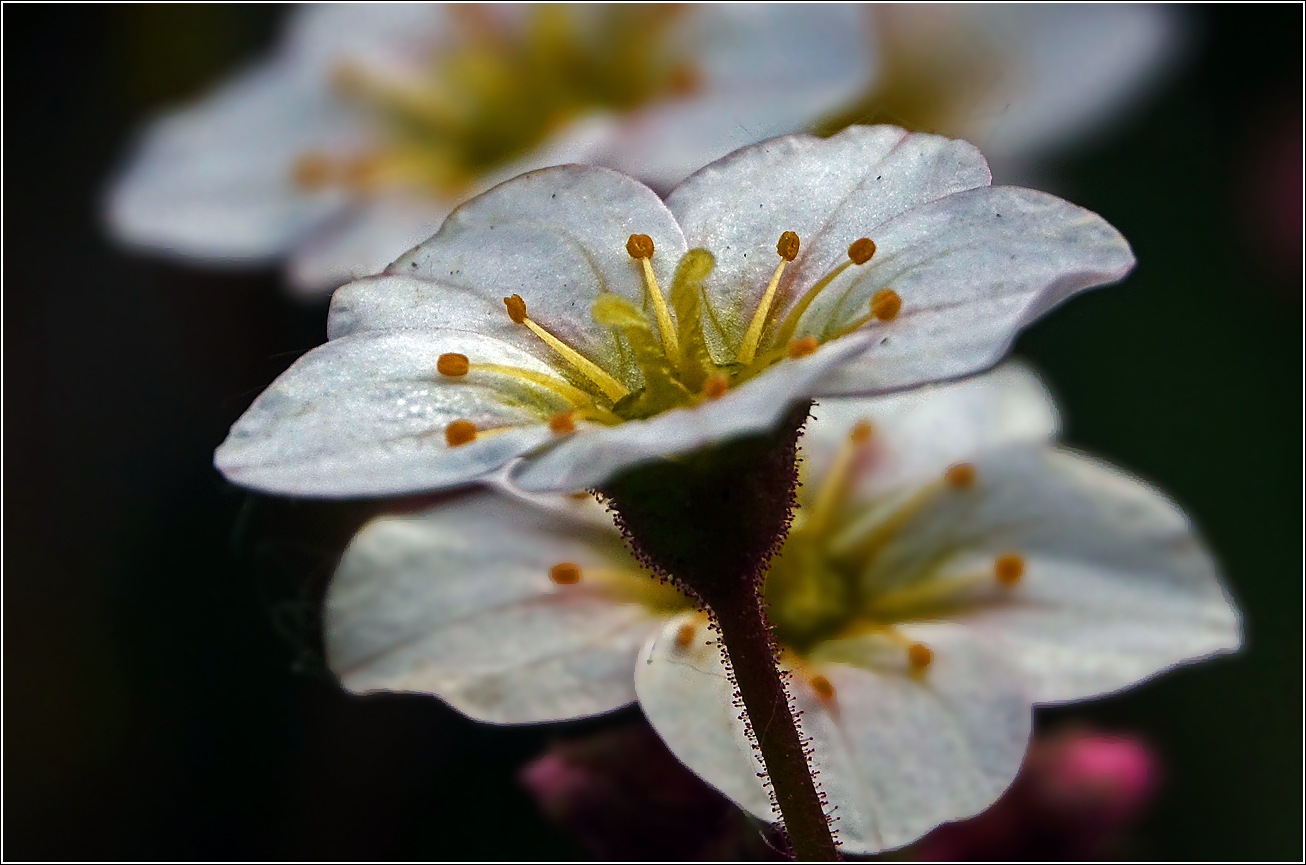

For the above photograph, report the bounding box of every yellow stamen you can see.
[675,622,696,650]
[870,288,902,321]
[701,373,729,400]
[737,232,800,365]
[503,294,630,402]
[995,553,1025,586]
[810,674,836,701]
[292,152,334,190]
[803,419,874,538]
[466,363,599,412]
[787,335,819,359]
[445,419,477,447]
[550,562,582,585]
[626,235,681,367]
[907,641,933,678]
[771,237,875,350]
[945,462,977,489]
[549,411,577,434]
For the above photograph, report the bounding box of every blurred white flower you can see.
[324,363,1241,854]
[105,4,872,292]
[214,126,1134,497]
[823,4,1185,174]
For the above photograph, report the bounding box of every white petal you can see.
[509,331,875,492]
[328,489,673,723]
[960,5,1184,158]
[105,58,364,260]
[287,194,452,293]
[330,165,687,381]
[599,5,874,188]
[636,612,776,820]
[665,126,991,358]
[803,362,1058,499]
[810,185,1136,395]
[860,446,1242,703]
[637,616,1032,854]
[214,330,566,498]
[801,625,1032,853]
[284,4,448,78]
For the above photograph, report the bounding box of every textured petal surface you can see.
[600,5,874,188]
[809,185,1135,395]
[638,615,1032,854]
[802,362,1058,501]
[856,446,1242,703]
[509,331,874,492]
[330,165,687,385]
[665,126,991,358]
[328,489,678,723]
[214,330,566,498]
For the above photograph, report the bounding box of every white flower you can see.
[214,125,1135,498]
[324,363,1240,853]
[105,4,872,292]
[830,5,1184,168]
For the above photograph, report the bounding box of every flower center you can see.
[764,423,1026,670]
[292,6,700,198]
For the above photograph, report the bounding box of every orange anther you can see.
[945,462,977,489]
[437,353,469,377]
[870,288,902,321]
[850,419,874,444]
[445,419,477,447]
[504,294,528,324]
[702,374,729,400]
[810,675,836,701]
[292,152,333,190]
[787,335,819,359]
[549,411,577,434]
[626,233,655,260]
[907,641,934,673]
[995,553,1025,586]
[675,622,696,649]
[549,562,581,585]
[848,237,877,265]
[776,231,800,262]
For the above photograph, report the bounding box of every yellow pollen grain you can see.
[675,622,696,650]
[810,675,836,702]
[737,232,799,365]
[292,152,334,190]
[850,419,874,444]
[848,237,877,265]
[702,373,729,400]
[445,419,477,448]
[503,294,630,402]
[549,411,577,434]
[549,562,582,585]
[945,462,977,489]
[907,641,934,674]
[437,353,470,377]
[787,335,819,359]
[995,553,1025,586]
[871,289,902,321]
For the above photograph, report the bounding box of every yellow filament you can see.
[803,422,872,538]
[737,257,790,365]
[518,318,630,403]
[863,571,993,619]
[639,257,680,367]
[467,363,601,411]
[771,259,855,350]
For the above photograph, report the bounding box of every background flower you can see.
[323,364,1238,854]
[105,4,871,292]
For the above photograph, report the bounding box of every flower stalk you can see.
[600,401,838,860]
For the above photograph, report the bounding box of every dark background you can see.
[5,5,1301,860]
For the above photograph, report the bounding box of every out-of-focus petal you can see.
[665,126,991,358]
[328,489,676,723]
[509,331,874,492]
[856,446,1242,702]
[213,330,562,498]
[801,624,1032,854]
[803,362,1058,499]
[810,185,1135,395]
